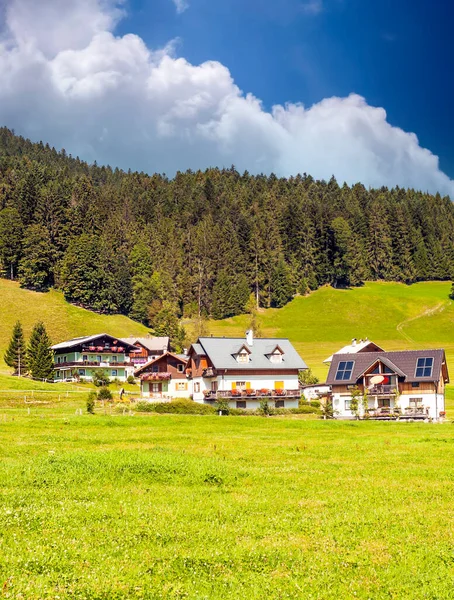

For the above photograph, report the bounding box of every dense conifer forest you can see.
[0,126,453,330]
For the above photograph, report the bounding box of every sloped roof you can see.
[326,349,449,385]
[324,340,384,364]
[120,336,169,352]
[52,333,139,351]
[134,351,188,376]
[192,337,307,370]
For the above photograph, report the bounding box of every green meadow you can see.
[0,280,454,598]
[1,408,454,599]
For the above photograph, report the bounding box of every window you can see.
[57,356,62,364]
[270,352,282,364]
[194,382,200,393]
[275,400,285,408]
[335,361,354,381]
[416,357,433,378]
[96,355,102,363]
[237,351,248,363]
[236,400,246,409]
[152,383,160,393]
[152,365,159,373]
[111,355,117,363]
[211,381,218,392]
[78,369,86,376]
[382,365,393,374]
[82,355,88,362]
[177,364,184,373]
[370,365,380,374]
[378,398,391,408]
[235,381,247,390]
[412,382,420,388]
[111,369,117,377]
[409,397,423,408]
[176,382,187,391]
[344,400,351,410]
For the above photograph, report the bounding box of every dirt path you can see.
[396,301,448,343]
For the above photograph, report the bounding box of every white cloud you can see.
[0,0,452,196]
[172,0,189,15]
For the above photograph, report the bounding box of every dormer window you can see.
[238,351,249,363]
[270,350,283,364]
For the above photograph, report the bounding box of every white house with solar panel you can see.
[186,331,308,410]
[326,348,449,420]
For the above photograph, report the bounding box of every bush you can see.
[86,391,96,414]
[214,399,230,415]
[98,387,113,401]
[93,369,110,387]
[135,399,215,415]
[259,398,272,416]
[127,375,136,385]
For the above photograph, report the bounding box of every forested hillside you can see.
[0,127,453,332]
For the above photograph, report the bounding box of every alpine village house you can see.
[326,348,449,420]
[186,331,308,409]
[52,334,141,382]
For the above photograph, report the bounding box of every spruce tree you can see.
[4,321,27,375]
[28,322,54,380]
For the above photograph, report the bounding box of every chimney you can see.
[246,330,254,346]
[351,338,357,347]
[183,348,188,356]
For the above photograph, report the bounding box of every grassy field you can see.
[0,279,148,374]
[1,405,454,599]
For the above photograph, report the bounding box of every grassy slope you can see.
[0,279,149,379]
[1,412,454,599]
[207,281,454,380]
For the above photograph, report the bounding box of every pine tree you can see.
[4,321,27,375]
[270,258,293,308]
[27,322,54,380]
[18,224,54,291]
[0,208,23,279]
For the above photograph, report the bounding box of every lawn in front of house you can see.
[1,401,454,599]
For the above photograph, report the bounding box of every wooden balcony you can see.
[216,389,300,399]
[202,367,217,378]
[55,361,128,368]
[369,385,395,395]
[141,372,171,381]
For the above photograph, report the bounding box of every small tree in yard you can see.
[93,369,110,387]
[259,398,272,416]
[215,399,230,415]
[27,322,54,380]
[299,368,319,386]
[86,391,96,414]
[4,321,27,375]
[97,387,113,401]
[349,386,362,419]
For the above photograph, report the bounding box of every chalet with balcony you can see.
[52,334,139,382]
[326,349,449,420]
[187,331,308,409]
[135,352,189,400]
[120,336,170,373]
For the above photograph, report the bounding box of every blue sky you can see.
[0,0,453,194]
[120,0,454,177]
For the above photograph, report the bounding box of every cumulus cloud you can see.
[0,0,452,196]
[172,0,189,14]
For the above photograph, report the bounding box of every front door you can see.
[152,383,162,395]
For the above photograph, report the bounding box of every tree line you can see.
[4,321,54,379]
[0,126,453,333]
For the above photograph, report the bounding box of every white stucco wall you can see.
[332,391,445,420]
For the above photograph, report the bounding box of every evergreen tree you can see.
[4,321,27,375]
[0,208,23,279]
[18,224,53,291]
[270,258,293,308]
[27,321,54,380]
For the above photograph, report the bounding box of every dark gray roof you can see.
[193,337,307,370]
[326,349,449,385]
[52,333,138,352]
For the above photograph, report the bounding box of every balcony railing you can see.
[202,367,217,378]
[369,385,395,395]
[55,361,128,368]
[215,389,300,399]
[141,372,171,381]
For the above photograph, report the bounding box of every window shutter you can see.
[232,382,236,390]
[275,381,284,390]
[246,382,251,390]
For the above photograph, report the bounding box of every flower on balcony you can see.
[259,388,271,396]
[231,389,241,396]
[274,389,286,396]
